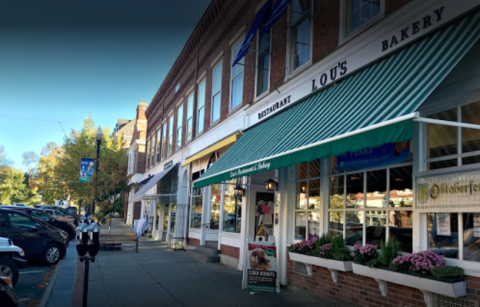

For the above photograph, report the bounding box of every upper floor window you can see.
[168,115,174,156]
[146,139,151,169]
[289,0,312,72]
[197,79,206,134]
[128,152,133,174]
[155,129,161,163]
[176,104,183,149]
[256,21,271,97]
[150,135,155,167]
[212,61,223,123]
[342,0,384,40]
[186,92,194,142]
[161,122,167,160]
[231,41,244,110]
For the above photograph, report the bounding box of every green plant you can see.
[431,266,465,279]
[331,235,353,261]
[374,239,400,268]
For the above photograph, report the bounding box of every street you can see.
[15,265,54,307]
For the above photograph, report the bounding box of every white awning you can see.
[129,164,178,203]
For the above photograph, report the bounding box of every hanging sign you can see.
[242,236,279,294]
[336,141,410,171]
[79,158,94,183]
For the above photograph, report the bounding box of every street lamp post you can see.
[92,127,103,216]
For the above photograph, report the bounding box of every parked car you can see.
[6,207,76,241]
[43,209,78,226]
[0,208,68,265]
[65,206,78,215]
[36,205,78,224]
[0,237,27,287]
[10,204,27,208]
[0,277,17,307]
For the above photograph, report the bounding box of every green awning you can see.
[194,11,480,189]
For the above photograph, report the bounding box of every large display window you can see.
[328,155,413,252]
[190,188,203,229]
[295,159,321,240]
[223,181,242,234]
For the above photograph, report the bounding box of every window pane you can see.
[427,213,459,259]
[177,105,183,127]
[329,211,344,237]
[198,107,204,133]
[427,108,458,159]
[295,212,307,240]
[461,102,480,153]
[210,186,221,230]
[212,93,221,122]
[223,185,237,233]
[292,17,311,69]
[366,170,386,208]
[213,61,222,93]
[190,194,203,229]
[256,28,270,96]
[308,180,320,209]
[187,118,193,141]
[170,203,176,233]
[429,159,457,170]
[389,210,413,253]
[297,162,308,180]
[463,213,480,262]
[296,181,307,209]
[291,0,311,24]
[198,80,206,107]
[390,166,413,208]
[176,128,182,149]
[309,159,320,178]
[156,130,161,163]
[366,210,386,246]
[9,213,36,228]
[329,175,344,209]
[346,211,363,246]
[308,211,320,240]
[346,173,364,208]
[463,155,480,166]
[187,93,194,117]
[164,205,169,231]
[231,73,243,109]
[329,155,341,175]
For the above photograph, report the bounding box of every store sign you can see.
[164,160,173,170]
[79,158,94,183]
[242,238,279,294]
[258,96,291,120]
[229,162,271,178]
[416,170,480,212]
[336,142,410,171]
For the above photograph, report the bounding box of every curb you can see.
[38,259,64,307]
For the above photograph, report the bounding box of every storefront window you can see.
[295,159,320,240]
[463,213,480,263]
[170,202,176,233]
[427,213,459,259]
[426,101,480,170]
[190,188,203,229]
[210,184,221,230]
[329,156,413,252]
[164,205,169,231]
[223,183,242,234]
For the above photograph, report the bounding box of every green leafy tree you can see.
[54,116,130,221]
[0,166,40,205]
[33,142,65,204]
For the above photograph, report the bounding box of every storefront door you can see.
[250,189,274,241]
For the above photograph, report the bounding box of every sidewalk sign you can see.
[79,158,95,183]
[242,236,280,294]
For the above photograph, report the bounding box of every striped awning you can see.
[194,11,480,188]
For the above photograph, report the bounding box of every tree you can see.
[0,145,13,167]
[22,151,39,174]
[0,166,40,205]
[33,142,65,204]
[54,116,130,221]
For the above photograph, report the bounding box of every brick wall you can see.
[287,260,480,307]
[221,244,240,259]
[188,238,200,247]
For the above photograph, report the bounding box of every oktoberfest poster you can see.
[79,158,94,183]
[246,242,278,293]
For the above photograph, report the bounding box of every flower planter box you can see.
[351,263,466,306]
[288,252,353,282]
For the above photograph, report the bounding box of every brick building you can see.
[128,0,480,306]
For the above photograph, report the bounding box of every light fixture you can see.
[265,178,277,191]
[301,185,306,193]
[234,184,245,198]
[95,127,104,143]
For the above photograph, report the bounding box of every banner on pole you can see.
[79,158,94,183]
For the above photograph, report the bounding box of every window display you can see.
[295,159,321,240]
[190,188,203,229]
[210,184,221,230]
[223,183,242,233]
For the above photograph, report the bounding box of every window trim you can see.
[211,60,223,124]
[230,37,245,112]
[338,0,386,46]
[197,78,206,134]
[186,90,195,143]
[286,0,314,77]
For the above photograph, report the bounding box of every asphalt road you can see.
[15,262,56,307]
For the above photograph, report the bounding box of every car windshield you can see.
[30,210,51,221]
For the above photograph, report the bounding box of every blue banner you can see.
[79,158,95,183]
[336,142,410,172]
[232,0,272,67]
[260,0,290,37]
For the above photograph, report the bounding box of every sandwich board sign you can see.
[242,236,280,294]
[79,158,94,183]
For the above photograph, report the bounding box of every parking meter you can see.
[87,222,100,259]
[76,223,88,257]
[86,215,93,225]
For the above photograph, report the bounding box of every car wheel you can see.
[0,257,19,287]
[42,244,62,265]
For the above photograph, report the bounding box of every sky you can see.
[0,0,211,171]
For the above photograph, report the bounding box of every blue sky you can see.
[0,0,211,171]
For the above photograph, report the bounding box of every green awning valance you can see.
[194,11,480,188]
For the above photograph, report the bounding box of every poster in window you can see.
[437,213,451,236]
[474,213,480,238]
